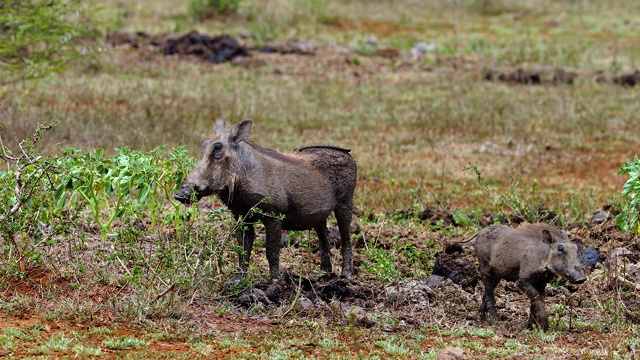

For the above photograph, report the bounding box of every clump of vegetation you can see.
[53,146,195,240]
[189,0,242,21]
[0,0,95,86]
[465,163,553,223]
[616,155,640,234]
[0,121,60,272]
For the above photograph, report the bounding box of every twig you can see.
[0,91,12,102]
[281,274,303,318]
[154,283,175,303]
[110,244,132,277]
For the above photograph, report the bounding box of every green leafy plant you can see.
[53,146,196,241]
[361,238,400,282]
[616,155,640,234]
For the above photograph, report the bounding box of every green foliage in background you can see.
[0,0,95,85]
[189,0,242,21]
[616,155,640,234]
[0,121,59,269]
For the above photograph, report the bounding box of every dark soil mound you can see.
[163,31,248,64]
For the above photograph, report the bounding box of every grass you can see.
[1,0,640,358]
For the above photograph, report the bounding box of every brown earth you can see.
[0,207,638,357]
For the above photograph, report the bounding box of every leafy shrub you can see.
[0,0,95,85]
[189,0,242,21]
[616,155,640,234]
[0,121,61,271]
[53,146,196,240]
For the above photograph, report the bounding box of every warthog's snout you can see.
[174,183,206,204]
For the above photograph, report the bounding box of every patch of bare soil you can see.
[194,206,639,336]
[107,30,640,87]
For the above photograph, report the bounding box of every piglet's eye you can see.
[557,244,566,254]
[213,143,223,151]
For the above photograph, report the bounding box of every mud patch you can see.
[484,66,640,87]
[432,249,478,292]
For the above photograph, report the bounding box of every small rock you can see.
[425,275,446,289]
[237,29,251,39]
[381,280,434,306]
[579,247,605,268]
[341,305,374,326]
[590,211,611,226]
[295,297,314,312]
[238,288,272,308]
[365,36,378,46]
[437,346,465,360]
[411,42,436,60]
[265,284,278,302]
[608,247,632,268]
[546,285,570,297]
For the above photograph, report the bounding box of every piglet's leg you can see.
[519,279,549,331]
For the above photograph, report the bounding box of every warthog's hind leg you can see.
[480,272,499,324]
[334,204,353,278]
[315,222,333,273]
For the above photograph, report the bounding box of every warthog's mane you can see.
[296,145,351,153]
[243,139,306,165]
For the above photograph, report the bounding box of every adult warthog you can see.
[175,118,357,279]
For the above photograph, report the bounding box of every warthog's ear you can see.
[542,229,553,245]
[214,118,227,135]
[231,120,252,144]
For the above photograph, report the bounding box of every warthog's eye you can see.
[210,142,224,159]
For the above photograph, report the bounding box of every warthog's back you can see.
[296,145,357,194]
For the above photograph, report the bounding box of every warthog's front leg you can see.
[236,223,255,278]
[264,218,282,279]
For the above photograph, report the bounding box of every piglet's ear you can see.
[214,117,227,135]
[542,229,553,245]
[231,120,252,144]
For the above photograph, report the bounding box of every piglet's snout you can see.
[570,266,587,284]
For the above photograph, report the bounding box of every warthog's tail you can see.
[455,232,479,244]
[296,145,351,153]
